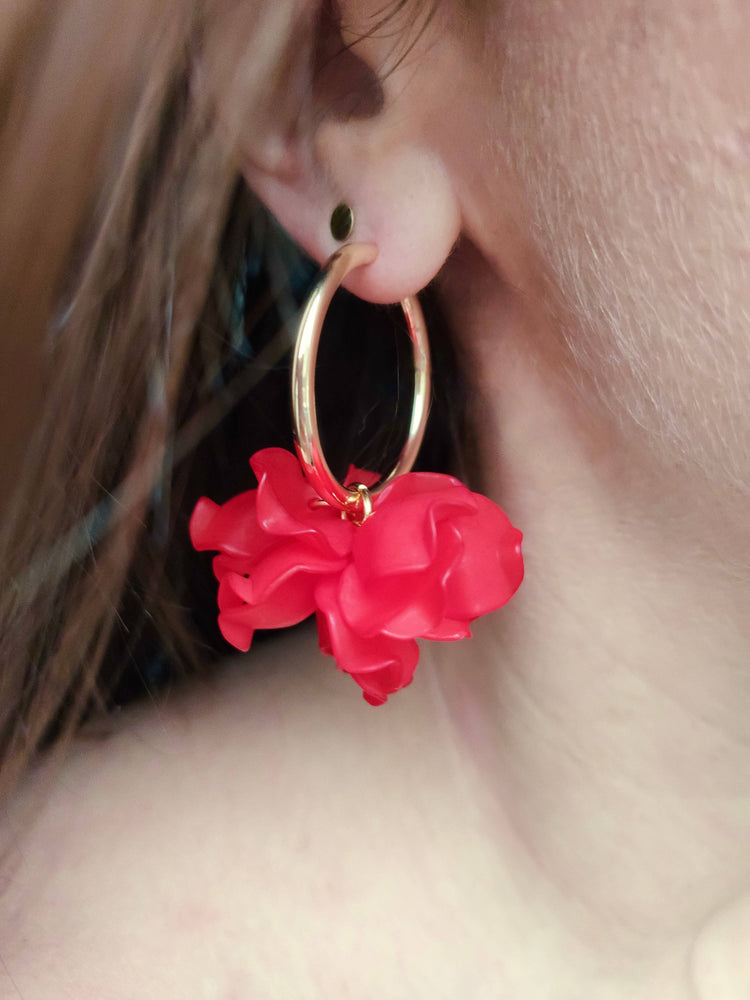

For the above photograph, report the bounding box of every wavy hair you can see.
[0,0,459,805]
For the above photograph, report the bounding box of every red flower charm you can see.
[190,448,523,705]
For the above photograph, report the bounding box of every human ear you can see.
[235,0,461,304]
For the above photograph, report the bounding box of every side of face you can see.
[211,0,750,496]
[482,0,750,495]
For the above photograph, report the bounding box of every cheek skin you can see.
[474,0,750,494]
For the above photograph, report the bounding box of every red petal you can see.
[338,523,463,639]
[355,477,473,579]
[316,608,333,656]
[420,619,472,641]
[190,492,268,557]
[357,663,417,705]
[337,563,443,638]
[216,608,255,651]
[192,452,524,679]
[252,448,354,557]
[217,573,246,613]
[223,570,317,630]
[377,471,465,499]
[211,552,256,581]
[442,496,524,619]
[314,577,419,703]
[241,542,348,604]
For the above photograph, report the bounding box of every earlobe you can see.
[244,137,461,304]
[209,0,464,302]
[236,0,462,304]
[325,142,461,304]
[227,0,464,303]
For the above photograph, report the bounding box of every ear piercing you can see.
[330,203,354,242]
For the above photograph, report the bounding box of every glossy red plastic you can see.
[190,448,524,705]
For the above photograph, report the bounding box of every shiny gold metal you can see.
[330,203,354,242]
[345,483,373,526]
[291,243,431,523]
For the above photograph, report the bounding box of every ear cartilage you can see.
[330,203,354,242]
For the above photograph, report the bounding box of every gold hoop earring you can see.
[190,236,523,706]
[291,243,431,524]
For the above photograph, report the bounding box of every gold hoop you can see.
[291,243,431,522]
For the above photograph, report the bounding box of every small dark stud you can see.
[330,203,354,242]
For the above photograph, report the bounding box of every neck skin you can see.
[429,243,750,990]
[3,248,748,1000]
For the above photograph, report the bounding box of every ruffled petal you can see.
[223,569,318,630]
[378,471,465,499]
[314,577,420,704]
[316,604,333,657]
[339,524,463,639]
[354,473,524,633]
[215,560,320,651]
[190,492,268,557]
[211,552,256,581]
[216,576,258,651]
[358,664,416,706]
[215,570,256,650]
[337,563,442,638]
[216,609,256,652]
[191,450,524,703]
[442,495,524,620]
[420,618,472,641]
[354,475,474,579]
[241,541,348,604]
[217,573,246,613]
[252,448,354,557]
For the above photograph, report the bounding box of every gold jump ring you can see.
[291,243,431,522]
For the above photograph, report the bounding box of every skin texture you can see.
[2,0,750,996]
